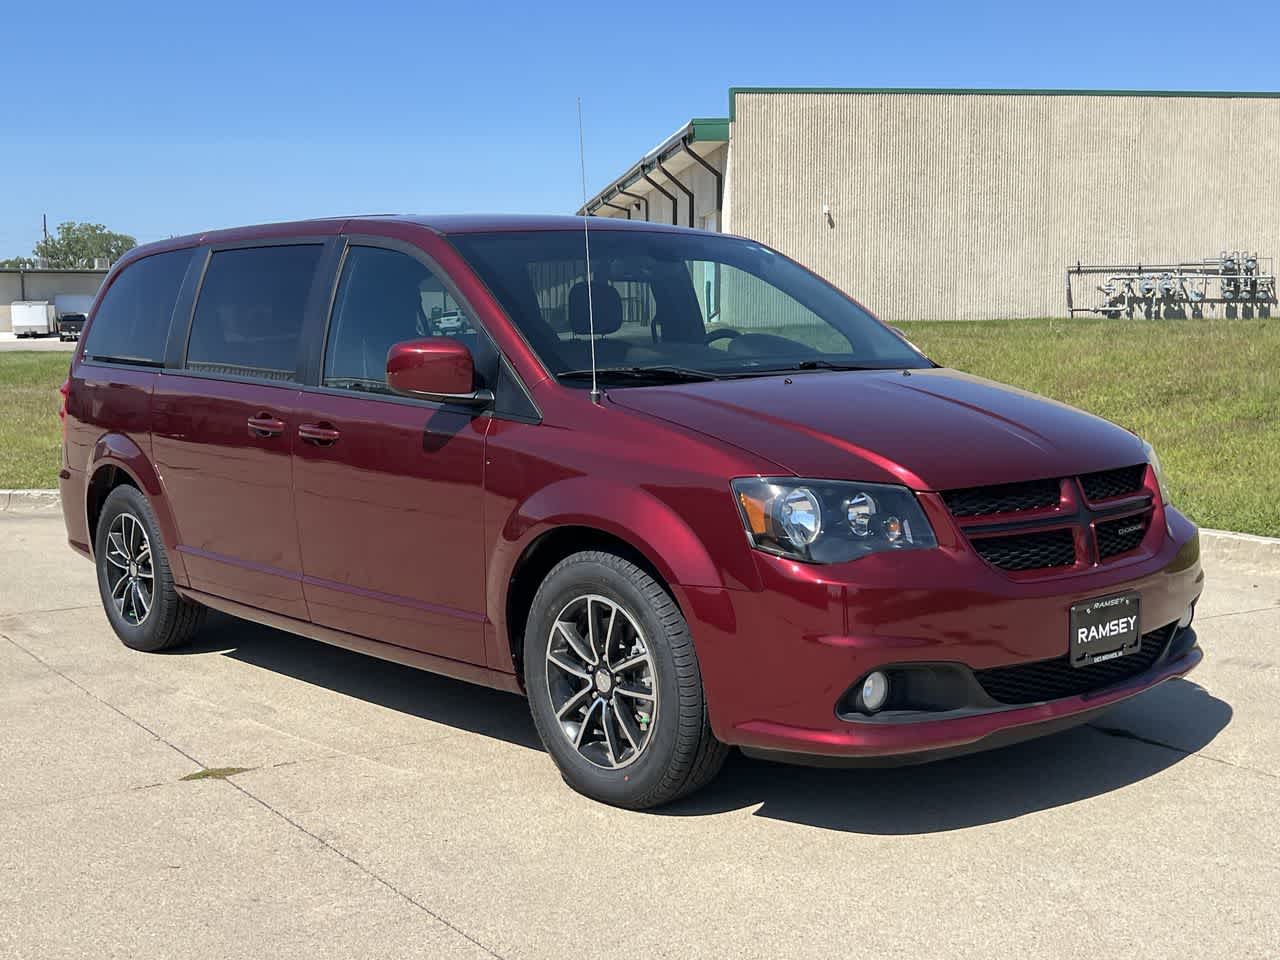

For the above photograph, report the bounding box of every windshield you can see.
[448,229,929,383]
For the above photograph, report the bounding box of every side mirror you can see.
[386,338,493,407]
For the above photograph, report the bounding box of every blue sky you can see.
[5,0,1279,255]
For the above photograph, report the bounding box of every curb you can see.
[1199,528,1280,572]
[0,489,62,512]
[2,489,1277,569]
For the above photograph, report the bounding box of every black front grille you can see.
[941,478,1061,518]
[974,625,1175,705]
[1080,464,1146,501]
[945,466,1157,574]
[1097,513,1150,559]
[971,529,1076,571]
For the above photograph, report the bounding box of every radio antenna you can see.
[576,97,602,405]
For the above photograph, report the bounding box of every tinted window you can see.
[450,230,928,379]
[527,260,656,335]
[186,245,322,381]
[689,261,853,353]
[82,249,193,364]
[323,245,495,393]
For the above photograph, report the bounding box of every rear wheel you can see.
[523,550,728,809]
[94,485,205,652]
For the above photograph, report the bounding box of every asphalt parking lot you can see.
[1,508,1277,959]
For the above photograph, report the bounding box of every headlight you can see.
[1142,441,1172,505]
[733,478,936,563]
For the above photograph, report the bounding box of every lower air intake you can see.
[973,624,1175,705]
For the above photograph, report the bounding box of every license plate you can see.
[1069,592,1141,668]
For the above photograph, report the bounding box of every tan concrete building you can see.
[582,87,1280,321]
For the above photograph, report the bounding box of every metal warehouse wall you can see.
[724,91,1280,321]
[0,271,106,333]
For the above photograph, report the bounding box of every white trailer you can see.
[11,301,54,337]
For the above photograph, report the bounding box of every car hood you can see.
[608,368,1147,490]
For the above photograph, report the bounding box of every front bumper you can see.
[681,507,1203,760]
[736,631,1199,763]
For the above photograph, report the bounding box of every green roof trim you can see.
[688,117,730,142]
[578,117,729,215]
[727,85,1280,120]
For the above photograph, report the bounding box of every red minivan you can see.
[59,215,1203,808]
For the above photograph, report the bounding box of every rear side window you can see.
[82,249,193,364]
[186,245,323,382]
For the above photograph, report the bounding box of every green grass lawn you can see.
[897,318,1280,537]
[1,319,1276,536]
[0,352,69,490]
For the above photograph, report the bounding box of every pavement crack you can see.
[1,631,205,769]
[225,779,507,960]
[1,778,170,814]
[1087,722,1279,780]
[1196,604,1280,623]
[1087,723,1191,754]
[0,603,100,621]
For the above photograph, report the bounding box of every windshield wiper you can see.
[558,366,724,384]
[750,359,897,374]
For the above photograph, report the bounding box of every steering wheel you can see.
[703,328,743,346]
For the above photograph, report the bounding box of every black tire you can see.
[94,485,205,652]
[523,550,728,809]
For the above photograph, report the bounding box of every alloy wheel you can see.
[544,594,658,769]
[103,512,154,626]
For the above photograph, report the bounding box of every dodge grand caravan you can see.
[59,215,1203,808]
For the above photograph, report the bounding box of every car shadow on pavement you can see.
[183,612,543,751]
[182,614,1230,834]
[662,679,1232,833]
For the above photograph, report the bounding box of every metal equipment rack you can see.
[1066,251,1276,318]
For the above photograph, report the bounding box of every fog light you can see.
[1178,605,1194,629]
[860,670,890,713]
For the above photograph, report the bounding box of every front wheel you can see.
[523,550,728,809]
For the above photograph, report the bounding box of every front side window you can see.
[82,248,194,365]
[448,230,928,384]
[323,245,495,394]
[186,244,323,382]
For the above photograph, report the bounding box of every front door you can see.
[152,242,330,620]
[291,243,492,664]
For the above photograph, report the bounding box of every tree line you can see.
[2,221,137,270]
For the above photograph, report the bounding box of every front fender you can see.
[87,432,188,585]
[494,475,723,589]
[485,475,757,665]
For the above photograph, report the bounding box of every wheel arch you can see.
[502,525,677,679]
[490,479,726,679]
[85,433,187,585]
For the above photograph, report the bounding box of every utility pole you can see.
[42,214,49,248]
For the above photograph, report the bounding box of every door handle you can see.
[247,414,285,438]
[298,422,341,446]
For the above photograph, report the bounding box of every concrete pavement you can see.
[0,336,75,352]
[1,510,1276,959]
